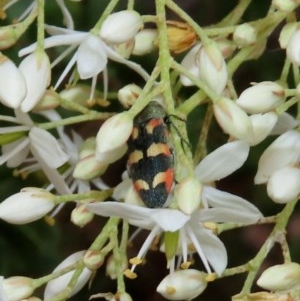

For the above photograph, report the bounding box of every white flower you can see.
[233,23,257,47]
[236,82,285,114]
[132,29,157,55]
[0,188,55,224]
[19,25,150,98]
[100,10,143,44]
[254,130,300,184]
[156,269,207,300]
[44,250,92,299]
[87,140,262,276]
[0,53,26,109]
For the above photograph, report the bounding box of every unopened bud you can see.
[254,130,300,184]
[112,39,135,59]
[75,138,109,177]
[236,82,285,114]
[44,251,92,299]
[216,39,236,59]
[133,29,157,55]
[198,41,228,94]
[0,188,55,224]
[279,23,298,49]
[166,21,197,54]
[257,262,300,291]
[233,24,257,47]
[19,51,51,113]
[100,10,143,44]
[176,177,202,214]
[83,250,104,270]
[213,98,253,140]
[247,112,278,145]
[71,204,94,227]
[286,29,300,66]
[157,269,207,300]
[3,276,34,301]
[96,112,133,154]
[118,84,142,108]
[272,0,297,12]
[267,166,300,204]
[106,255,127,280]
[60,84,101,108]
[33,89,60,111]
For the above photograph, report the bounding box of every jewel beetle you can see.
[127,101,174,208]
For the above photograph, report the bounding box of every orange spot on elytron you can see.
[147,143,171,158]
[132,127,139,140]
[128,150,143,165]
[152,168,173,192]
[145,118,163,134]
[134,179,149,191]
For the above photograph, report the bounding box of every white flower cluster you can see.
[0,1,299,301]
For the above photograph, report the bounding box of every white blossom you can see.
[2,276,34,301]
[286,29,300,65]
[233,23,257,47]
[88,140,262,276]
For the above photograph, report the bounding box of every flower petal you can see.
[202,186,263,221]
[76,34,108,79]
[0,276,9,301]
[195,140,250,182]
[29,127,69,168]
[190,225,227,276]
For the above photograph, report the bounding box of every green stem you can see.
[38,111,114,130]
[36,0,45,51]
[240,200,297,294]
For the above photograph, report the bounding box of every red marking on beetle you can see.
[145,118,163,134]
[152,168,174,192]
[133,179,149,191]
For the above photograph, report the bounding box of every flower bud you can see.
[286,29,300,66]
[279,23,298,49]
[237,82,285,114]
[232,292,291,301]
[180,43,202,86]
[118,84,142,108]
[96,112,133,154]
[166,21,197,54]
[71,204,94,227]
[60,84,101,108]
[0,25,23,50]
[133,29,157,55]
[0,188,55,224]
[233,24,257,47]
[272,0,297,12]
[213,98,253,140]
[19,51,51,112]
[254,130,300,184]
[267,166,300,203]
[100,10,143,44]
[44,251,92,299]
[73,144,108,181]
[216,39,236,59]
[32,89,60,111]
[271,112,299,135]
[112,39,135,59]
[106,255,127,280]
[156,269,207,300]
[96,144,128,165]
[247,112,278,145]
[257,262,300,291]
[198,42,228,94]
[3,277,34,301]
[112,292,133,301]
[83,250,104,270]
[176,177,202,214]
[0,53,26,109]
